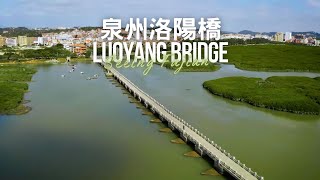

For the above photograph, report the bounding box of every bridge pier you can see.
[214,160,224,175]
[180,131,188,142]
[195,144,204,156]
[168,122,175,131]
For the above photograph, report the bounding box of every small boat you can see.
[80,72,84,74]
[61,75,65,78]
[86,77,91,80]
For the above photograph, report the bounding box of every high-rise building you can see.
[0,36,6,47]
[27,37,37,46]
[284,32,292,41]
[6,37,17,47]
[274,32,284,42]
[34,37,44,45]
[18,36,28,46]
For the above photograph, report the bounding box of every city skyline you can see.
[0,0,320,32]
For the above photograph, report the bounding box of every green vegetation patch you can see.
[0,65,36,114]
[203,76,320,115]
[0,45,76,61]
[225,45,320,72]
[0,65,36,81]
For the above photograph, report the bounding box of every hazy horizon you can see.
[0,0,320,32]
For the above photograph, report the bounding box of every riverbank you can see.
[225,45,320,72]
[203,76,320,115]
[0,57,91,65]
[0,65,36,115]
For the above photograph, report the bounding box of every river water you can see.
[0,62,319,180]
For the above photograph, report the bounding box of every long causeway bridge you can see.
[101,62,264,180]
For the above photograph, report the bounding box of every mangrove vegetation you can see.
[203,76,320,115]
[0,65,36,114]
[225,45,320,72]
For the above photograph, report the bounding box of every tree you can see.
[55,44,64,49]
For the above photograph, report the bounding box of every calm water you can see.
[0,62,319,180]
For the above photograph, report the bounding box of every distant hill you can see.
[0,27,75,37]
[1,27,319,39]
[238,30,276,36]
[292,31,320,38]
[222,31,236,34]
[237,30,320,38]
[238,30,257,35]
[0,27,41,37]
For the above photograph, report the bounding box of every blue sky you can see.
[0,0,319,32]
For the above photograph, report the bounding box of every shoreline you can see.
[0,58,92,65]
[203,77,320,115]
[227,62,320,73]
[0,64,37,115]
[204,86,320,115]
[1,104,32,115]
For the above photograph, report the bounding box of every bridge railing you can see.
[107,66,263,180]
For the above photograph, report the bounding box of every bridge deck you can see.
[103,63,263,180]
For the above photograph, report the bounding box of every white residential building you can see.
[6,37,17,47]
[285,32,292,41]
[255,34,272,40]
